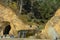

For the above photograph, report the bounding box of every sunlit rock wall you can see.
[40,8,60,39]
[0,4,37,37]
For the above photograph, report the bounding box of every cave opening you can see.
[3,25,11,35]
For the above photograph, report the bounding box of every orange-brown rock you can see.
[0,4,37,37]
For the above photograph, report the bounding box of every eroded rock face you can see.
[40,9,60,39]
[0,4,37,37]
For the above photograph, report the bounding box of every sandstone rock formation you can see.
[0,4,37,37]
[40,8,60,39]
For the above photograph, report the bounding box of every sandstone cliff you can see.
[0,4,37,37]
[38,8,60,39]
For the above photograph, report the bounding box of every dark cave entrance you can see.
[3,25,11,35]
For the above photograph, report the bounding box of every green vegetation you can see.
[0,0,60,29]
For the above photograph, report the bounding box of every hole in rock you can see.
[3,25,11,35]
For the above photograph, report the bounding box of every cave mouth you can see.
[3,25,11,35]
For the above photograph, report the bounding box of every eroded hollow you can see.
[3,24,11,35]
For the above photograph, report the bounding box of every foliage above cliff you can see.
[0,0,60,29]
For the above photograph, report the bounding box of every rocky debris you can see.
[0,35,10,38]
[0,4,38,37]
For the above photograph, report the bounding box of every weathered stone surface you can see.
[0,4,37,37]
[40,9,60,39]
